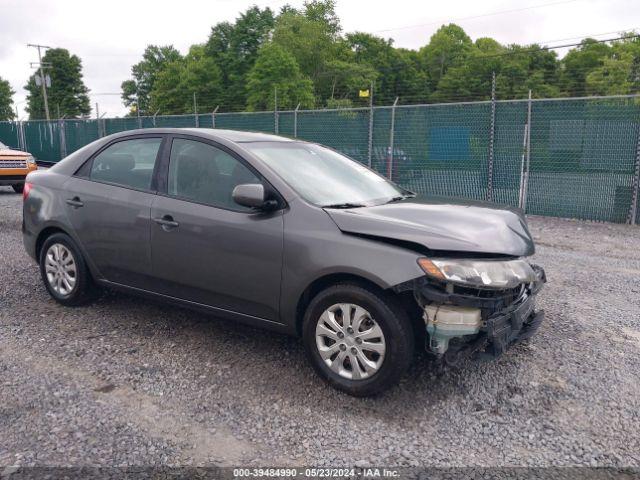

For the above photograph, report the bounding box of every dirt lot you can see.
[1,185,639,469]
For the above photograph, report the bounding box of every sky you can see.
[0,0,638,118]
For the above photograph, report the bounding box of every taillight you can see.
[23,182,32,201]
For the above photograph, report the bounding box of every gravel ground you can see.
[1,185,639,470]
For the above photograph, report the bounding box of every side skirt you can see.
[97,279,294,336]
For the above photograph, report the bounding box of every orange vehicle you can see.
[0,140,37,193]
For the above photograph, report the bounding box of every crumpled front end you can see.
[395,261,546,365]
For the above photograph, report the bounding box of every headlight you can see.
[418,257,536,289]
[26,155,36,165]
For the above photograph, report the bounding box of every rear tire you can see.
[39,233,97,306]
[12,183,24,194]
[302,283,414,397]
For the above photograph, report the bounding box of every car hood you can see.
[0,148,29,158]
[324,197,535,257]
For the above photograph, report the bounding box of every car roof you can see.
[185,129,296,143]
[109,128,297,144]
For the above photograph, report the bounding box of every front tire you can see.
[39,233,97,306]
[302,283,414,397]
[12,183,24,194]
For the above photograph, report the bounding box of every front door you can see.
[64,136,164,288]
[150,137,284,322]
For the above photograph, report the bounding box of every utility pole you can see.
[27,43,51,121]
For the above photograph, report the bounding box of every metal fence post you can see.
[628,121,640,225]
[17,121,25,151]
[367,81,374,168]
[58,119,67,160]
[487,71,496,202]
[294,103,300,138]
[211,106,219,129]
[519,90,532,211]
[518,123,529,209]
[95,103,101,137]
[274,87,279,134]
[193,93,199,127]
[387,97,399,180]
[522,91,532,213]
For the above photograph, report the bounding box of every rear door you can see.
[149,136,284,322]
[64,135,165,287]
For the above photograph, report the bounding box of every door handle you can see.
[66,197,84,208]
[153,215,179,230]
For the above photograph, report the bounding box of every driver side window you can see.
[167,138,261,211]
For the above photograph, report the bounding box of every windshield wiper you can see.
[385,193,416,203]
[322,202,367,209]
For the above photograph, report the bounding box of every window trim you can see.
[73,134,167,194]
[156,134,286,213]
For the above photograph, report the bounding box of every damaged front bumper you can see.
[395,264,546,364]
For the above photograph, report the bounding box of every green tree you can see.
[420,24,473,91]
[150,45,223,114]
[25,48,90,119]
[0,77,15,121]
[205,6,275,110]
[272,0,347,103]
[346,32,428,104]
[323,59,377,101]
[121,45,182,115]
[434,40,560,101]
[584,35,640,95]
[246,44,315,111]
[559,39,611,96]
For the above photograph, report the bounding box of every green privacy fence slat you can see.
[0,122,20,150]
[215,112,275,132]
[526,97,639,223]
[1,95,639,224]
[64,119,100,155]
[22,121,61,163]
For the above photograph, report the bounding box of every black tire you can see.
[302,283,414,397]
[39,232,97,306]
[12,183,24,194]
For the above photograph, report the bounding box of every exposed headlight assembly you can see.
[26,155,36,165]
[418,257,536,289]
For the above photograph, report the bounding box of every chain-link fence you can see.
[2,94,639,224]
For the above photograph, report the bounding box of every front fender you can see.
[279,201,425,329]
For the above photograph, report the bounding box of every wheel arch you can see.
[34,225,102,282]
[35,226,69,261]
[294,272,389,337]
[294,272,424,345]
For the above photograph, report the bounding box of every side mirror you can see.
[232,183,276,210]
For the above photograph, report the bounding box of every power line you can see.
[479,34,640,58]
[372,0,583,33]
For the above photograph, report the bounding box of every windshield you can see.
[243,142,406,207]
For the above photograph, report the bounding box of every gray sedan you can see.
[22,129,545,396]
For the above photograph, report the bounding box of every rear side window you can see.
[89,138,162,191]
[167,138,261,210]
